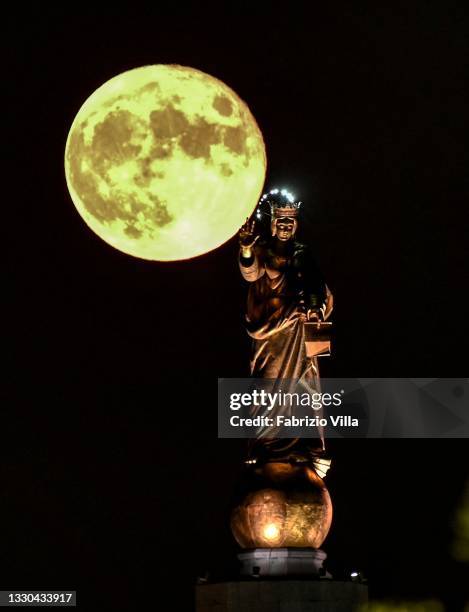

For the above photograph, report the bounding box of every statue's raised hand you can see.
[239,218,260,249]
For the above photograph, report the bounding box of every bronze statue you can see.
[238,188,333,474]
[230,188,334,554]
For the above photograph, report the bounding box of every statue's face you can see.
[275,218,295,241]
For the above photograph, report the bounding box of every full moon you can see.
[65,65,266,260]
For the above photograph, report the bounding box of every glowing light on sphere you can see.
[64,65,266,260]
[263,523,280,541]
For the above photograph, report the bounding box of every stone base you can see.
[196,580,368,612]
[238,548,327,577]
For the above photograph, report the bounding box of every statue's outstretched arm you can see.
[238,218,263,282]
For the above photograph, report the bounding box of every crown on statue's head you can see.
[256,188,302,220]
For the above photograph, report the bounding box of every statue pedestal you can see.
[196,580,368,612]
[238,547,328,577]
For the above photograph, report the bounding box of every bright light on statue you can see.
[263,523,280,541]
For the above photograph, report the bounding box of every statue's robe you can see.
[240,237,333,463]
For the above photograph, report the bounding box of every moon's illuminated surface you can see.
[65,65,266,260]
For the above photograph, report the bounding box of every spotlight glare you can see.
[263,523,280,540]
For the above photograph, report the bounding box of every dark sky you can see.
[5,7,469,610]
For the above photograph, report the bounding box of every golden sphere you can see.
[231,463,332,549]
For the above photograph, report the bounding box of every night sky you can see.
[5,7,469,610]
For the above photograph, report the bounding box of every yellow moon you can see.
[64,65,266,261]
